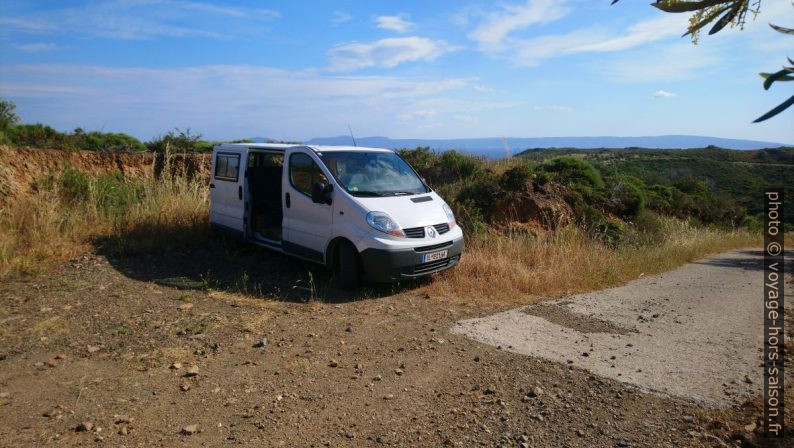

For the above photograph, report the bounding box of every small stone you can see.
[616,439,629,447]
[87,345,101,354]
[184,365,199,377]
[483,386,496,395]
[114,415,132,424]
[744,375,753,384]
[383,394,395,400]
[394,368,403,376]
[529,386,543,397]
[576,429,585,437]
[328,360,339,368]
[744,422,756,432]
[473,356,480,362]
[345,325,353,332]
[581,352,589,357]
[682,415,694,424]
[178,303,194,311]
[180,382,191,391]
[43,408,63,418]
[376,435,387,444]
[54,354,67,360]
[252,338,268,348]
[0,392,9,399]
[75,421,94,432]
[372,375,382,382]
[118,426,129,436]
[345,431,354,439]
[181,424,198,435]
[169,362,182,370]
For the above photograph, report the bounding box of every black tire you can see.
[337,241,360,290]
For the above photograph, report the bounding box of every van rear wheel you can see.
[337,241,360,290]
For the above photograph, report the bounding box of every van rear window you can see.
[215,154,240,181]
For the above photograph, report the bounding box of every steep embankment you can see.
[0,146,210,206]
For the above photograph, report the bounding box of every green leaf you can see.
[708,2,742,35]
[653,0,734,14]
[753,94,794,123]
[683,4,731,36]
[770,23,794,35]
[762,69,794,89]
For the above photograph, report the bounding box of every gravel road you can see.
[453,249,791,407]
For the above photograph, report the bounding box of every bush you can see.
[147,128,209,153]
[399,147,438,173]
[540,156,604,189]
[60,166,91,202]
[6,123,73,150]
[73,128,145,152]
[607,175,646,219]
[456,173,501,221]
[499,163,536,191]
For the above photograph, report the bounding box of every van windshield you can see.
[318,151,429,197]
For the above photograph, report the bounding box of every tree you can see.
[0,99,20,132]
[612,0,793,122]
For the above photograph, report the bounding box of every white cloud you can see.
[398,110,438,121]
[0,64,475,139]
[375,15,414,33]
[653,90,677,98]
[469,0,572,51]
[603,42,721,82]
[0,0,280,40]
[328,37,451,72]
[534,105,573,112]
[473,84,494,92]
[331,11,352,26]
[567,14,688,53]
[454,114,478,123]
[14,43,56,53]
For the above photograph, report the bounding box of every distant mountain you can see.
[302,135,788,156]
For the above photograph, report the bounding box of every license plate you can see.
[422,249,448,263]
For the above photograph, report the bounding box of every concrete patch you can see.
[452,249,790,407]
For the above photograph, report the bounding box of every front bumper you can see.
[359,237,464,282]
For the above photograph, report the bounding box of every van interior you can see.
[247,151,284,242]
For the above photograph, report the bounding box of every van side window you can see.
[215,154,240,181]
[289,153,327,197]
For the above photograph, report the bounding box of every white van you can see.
[209,143,464,288]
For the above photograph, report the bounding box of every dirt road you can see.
[0,247,791,446]
[453,249,791,407]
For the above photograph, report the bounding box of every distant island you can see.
[252,135,791,157]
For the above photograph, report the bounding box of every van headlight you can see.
[443,203,456,229]
[366,211,405,238]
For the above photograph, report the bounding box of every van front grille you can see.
[434,223,450,234]
[403,223,450,239]
[403,227,425,238]
[413,258,450,274]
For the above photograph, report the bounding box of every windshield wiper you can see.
[389,192,416,196]
[349,190,385,197]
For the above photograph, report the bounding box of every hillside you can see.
[516,146,794,225]
[303,135,790,156]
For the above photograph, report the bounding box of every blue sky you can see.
[0,0,791,143]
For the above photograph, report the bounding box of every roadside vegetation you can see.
[0,98,779,302]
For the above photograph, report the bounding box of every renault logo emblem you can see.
[425,226,438,238]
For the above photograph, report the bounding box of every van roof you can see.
[214,143,395,153]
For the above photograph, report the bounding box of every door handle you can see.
[209,183,215,189]
[238,185,243,200]
[285,192,291,208]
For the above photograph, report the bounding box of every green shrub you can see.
[608,175,646,219]
[74,129,145,152]
[399,147,438,173]
[456,173,501,221]
[60,166,90,202]
[7,123,73,150]
[438,151,484,182]
[147,128,209,153]
[540,156,604,189]
[92,172,141,217]
[499,163,536,191]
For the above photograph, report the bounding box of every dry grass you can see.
[0,166,208,279]
[424,218,762,306]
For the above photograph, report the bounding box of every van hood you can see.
[351,192,450,229]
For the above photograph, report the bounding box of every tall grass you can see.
[423,218,761,306]
[0,166,208,278]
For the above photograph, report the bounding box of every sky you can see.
[0,0,791,143]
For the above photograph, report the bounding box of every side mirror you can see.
[312,182,333,205]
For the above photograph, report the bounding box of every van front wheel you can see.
[337,241,360,290]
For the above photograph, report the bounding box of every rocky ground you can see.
[0,245,791,447]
